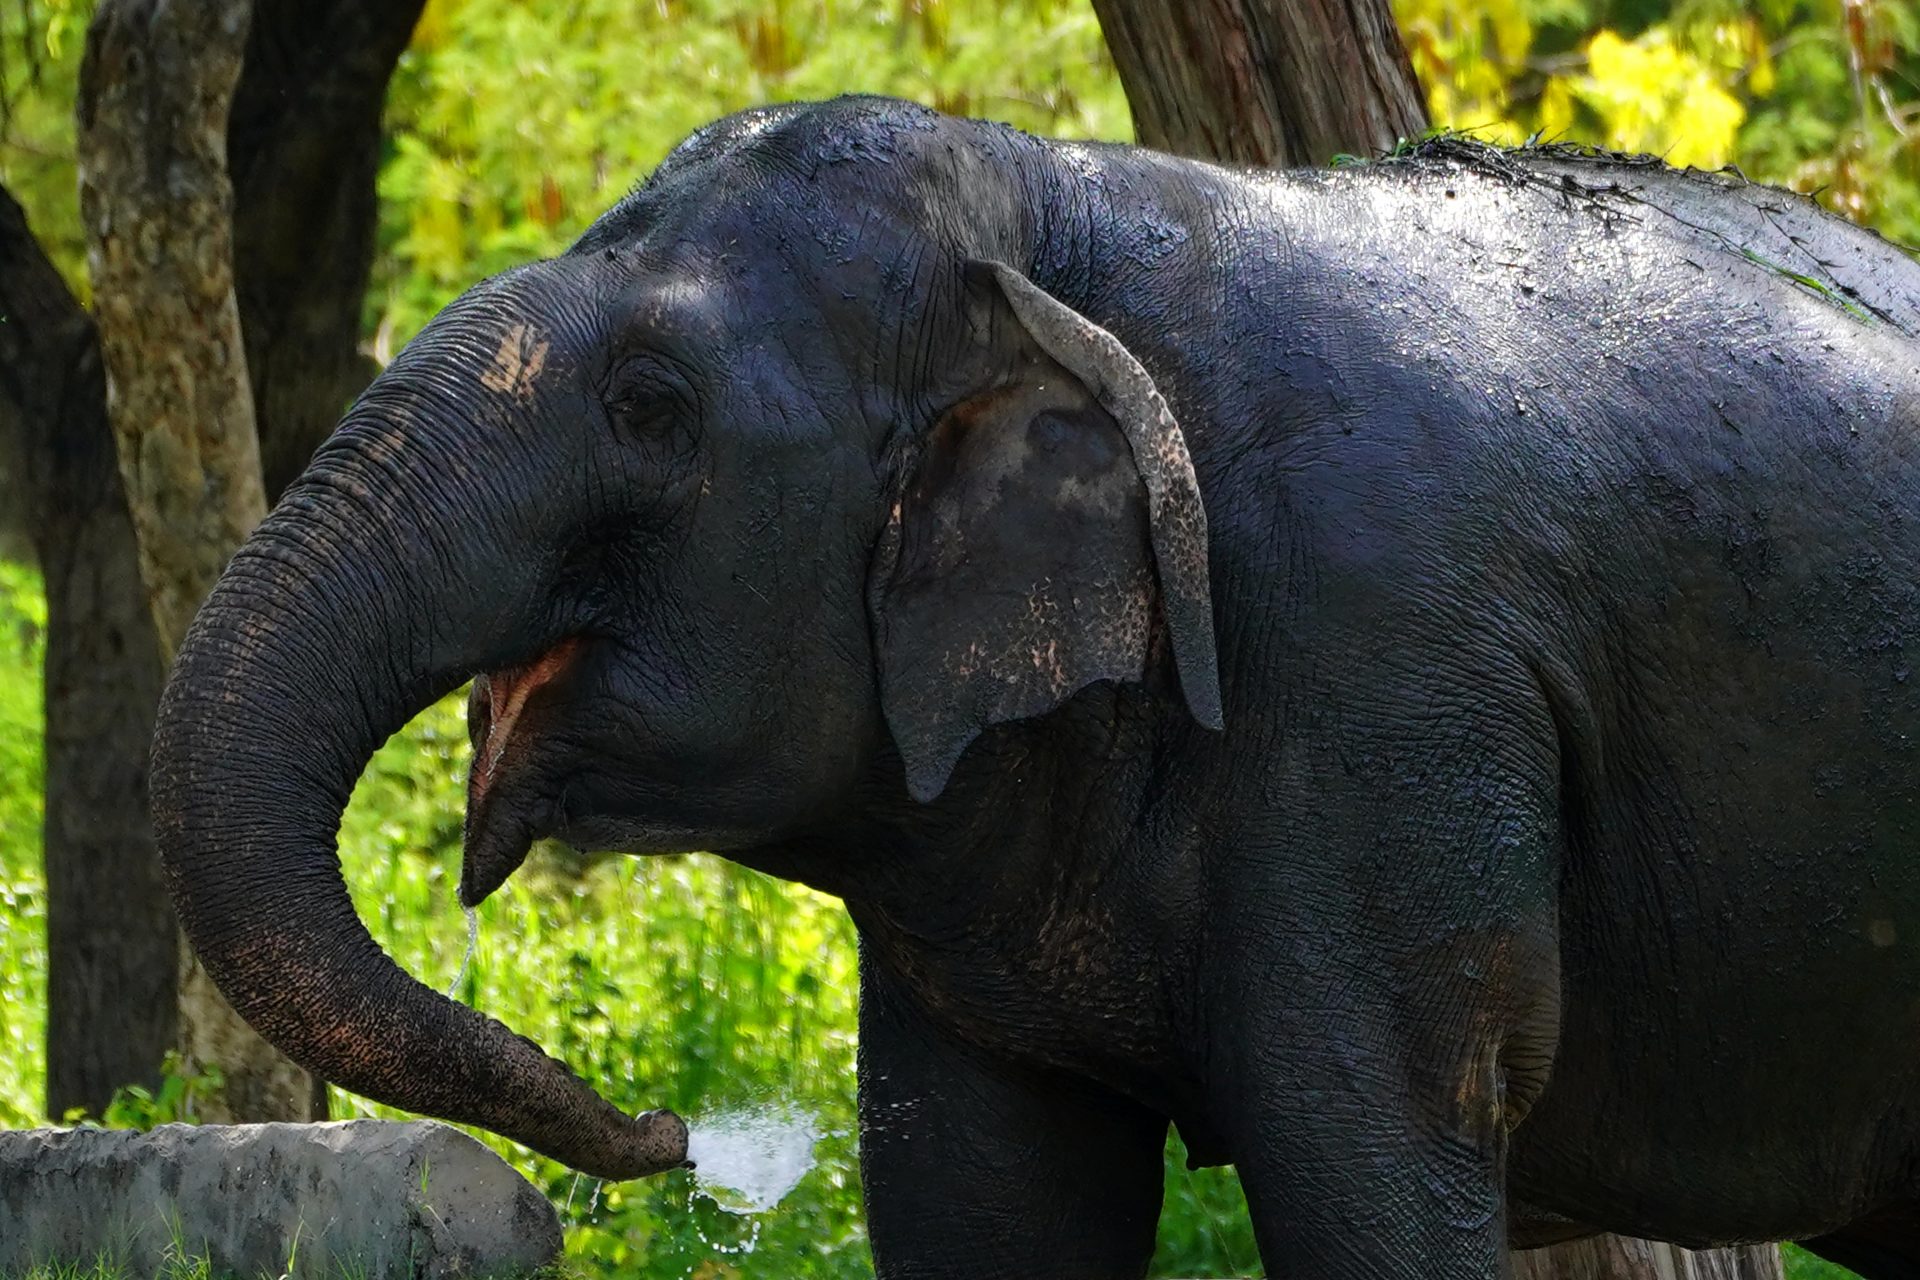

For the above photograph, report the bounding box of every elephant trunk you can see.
[149,307,687,1178]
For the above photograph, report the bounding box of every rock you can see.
[0,1119,563,1279]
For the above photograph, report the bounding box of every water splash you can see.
[447,905,479,999]
[685,1104,819,1215]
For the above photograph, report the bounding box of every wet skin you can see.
[151,99,1920,1277]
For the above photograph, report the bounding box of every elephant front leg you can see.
[1219,922,1559,1279]
[1223,1024,1521,1279]
[856,949,1168,1280]
[1214,746,1564,1277]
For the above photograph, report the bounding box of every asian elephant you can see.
[151,96,1920,1278]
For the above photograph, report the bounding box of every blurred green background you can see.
[3,0,1912,1274]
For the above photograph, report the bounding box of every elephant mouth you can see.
[461,637,583,907]
[459,635,791,906]
[459,638,729,905]
[469,636,584,812]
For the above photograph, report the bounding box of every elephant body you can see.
[152,99,1920,1277]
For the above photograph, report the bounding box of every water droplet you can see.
[692,1211,763,1257]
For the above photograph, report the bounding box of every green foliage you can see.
[0,560,46,1131]
[68,1054,228,1131]
[1401,0,1920,242]
[0,0,91,291]
[329,693,870,1273]
[371,0,1129,346]
[1788,1246,1863,1279]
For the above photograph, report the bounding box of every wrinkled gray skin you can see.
[152,97,1920,1277]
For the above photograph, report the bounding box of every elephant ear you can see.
[870,259,1223,802]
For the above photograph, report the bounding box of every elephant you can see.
[150,95,1920,1278]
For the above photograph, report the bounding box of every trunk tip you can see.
[624,1107,691,1178]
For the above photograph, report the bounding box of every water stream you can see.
[447,905,479,998]
[685,1104,820,1215]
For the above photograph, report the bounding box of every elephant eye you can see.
[601,356,694,435]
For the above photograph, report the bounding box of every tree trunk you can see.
[1088,4,1786,1277]
[1088,0,1428,167]
[0,185,176,1120]
[77,0,270,656]
[229,0,425,499]
[75,0,309,1124]
[1512,1238,1786,1280]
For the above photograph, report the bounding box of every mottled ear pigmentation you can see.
[869,262,1222,802]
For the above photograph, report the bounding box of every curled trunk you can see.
[151,371,686,1178]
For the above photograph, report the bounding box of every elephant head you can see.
[150,99,1222,1179]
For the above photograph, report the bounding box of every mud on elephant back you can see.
[150,96,1920,1278]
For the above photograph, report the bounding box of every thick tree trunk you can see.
[77,0,269,656]
[75,0,308,1124]
[1512,1238,1786,1280]
[0,185,176,1120]
[1088,0,1428,167]
[1088,4,1785,1278]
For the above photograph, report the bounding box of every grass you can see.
[0,559,48,1133]
[3,1209,385,1280]
[1738,246,1876,324]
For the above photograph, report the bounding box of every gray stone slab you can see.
[0,1120,562,1279]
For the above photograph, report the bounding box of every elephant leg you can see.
[1210,725,1564,1278]
[855,946,1168,1280]
[1221,1029,1524,1280]
[1218,923,1558,1280]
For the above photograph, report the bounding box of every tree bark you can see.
[0,184,177,1120]
[1088,4,1785,1278]
[1088,0,1428,167]
[77,0,269,656]
[229,0,425,499]
[75,0,310,1124]
[1512,1237,1786,1280]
